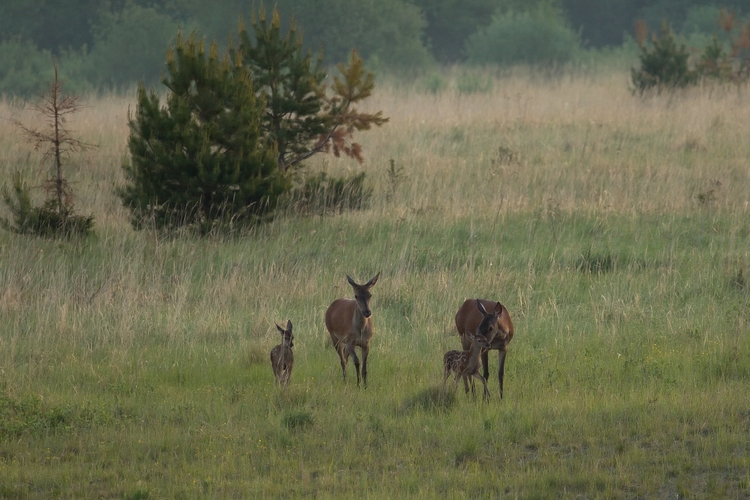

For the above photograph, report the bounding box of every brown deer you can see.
[270,320,294,386]
[455,298,514,398]
[443,300,493,401]
[324,273,380,387]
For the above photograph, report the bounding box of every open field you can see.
[1,69,750,498]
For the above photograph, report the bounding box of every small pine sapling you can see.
[1,62,95,237]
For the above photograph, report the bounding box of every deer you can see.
[324,272,380,387]
[270,320,294,386]
[443,299,493,402]
[455,297,514,399]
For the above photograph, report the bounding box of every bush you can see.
[465,5,581,67]
[1,172,94,237]
[631,21,697,94]
[119,32,288,233]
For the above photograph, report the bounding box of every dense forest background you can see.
[2,0,750,97]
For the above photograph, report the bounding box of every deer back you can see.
[455,298,514,351]
[270,344,294,375]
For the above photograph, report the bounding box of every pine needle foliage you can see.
[1,63,95,237]
[711,9,750,81]
[236,7,328,173]
[1,172,94,237]
[119,31,288,233]
[323,49,389,163]
[631,21,697,94]
[632,12,750,94]
[236,5,388,173]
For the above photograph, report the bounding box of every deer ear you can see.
[276,323,285,334]
[366,272,380,288]
[346,274,357,287]
[476,299,488,315]
[286,320,292,331]
[494,302,503,315]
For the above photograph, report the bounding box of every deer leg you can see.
[462,373,471,394]
[337,343,349,382]
[481,349,490,381]
[361,345,369,388]
[468,373,477,400]
[349,345,361,387]
[472,372,491,402]
[453,373,462,393]
[497,349,507,399]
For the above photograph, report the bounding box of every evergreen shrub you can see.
[118,32,288,233]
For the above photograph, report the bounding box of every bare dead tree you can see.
[11,61,96,214]
[2,60,95,237]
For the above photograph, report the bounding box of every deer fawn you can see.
[270,320,294,386]
[324,273,380,387]
[455,297,514,398]
[443,300,493,402]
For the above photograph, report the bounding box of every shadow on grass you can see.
[398,386,456,414]
[282,409,314,431]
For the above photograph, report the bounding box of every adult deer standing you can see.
[325,273,380,387]
[455,298,514,398]
[270,320,294,386]
[443,300,494,401]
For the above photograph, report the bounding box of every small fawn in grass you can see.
[443,299,494,402]
[270,320,294,386]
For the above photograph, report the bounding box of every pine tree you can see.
[631,21,697,94]
[119,31,288,232]
[236,6,388,173]
[237,7,328,173]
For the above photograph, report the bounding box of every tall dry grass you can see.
[2,71,748,225]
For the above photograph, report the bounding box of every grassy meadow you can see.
[1,68,750,498]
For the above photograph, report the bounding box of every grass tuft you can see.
[282,409,314,431]
[575,249,617,274]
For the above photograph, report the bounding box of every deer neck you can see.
[351,305,372,337]
[463,343,484,372]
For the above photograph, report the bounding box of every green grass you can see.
[0,70,749,497]
[0,211,748,498]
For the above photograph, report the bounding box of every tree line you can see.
[2,0,750,96]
